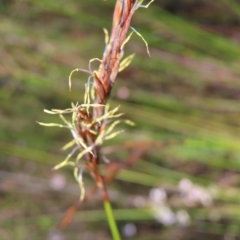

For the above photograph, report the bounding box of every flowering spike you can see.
[38,0,153,224]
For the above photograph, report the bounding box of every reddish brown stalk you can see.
[89,0,139,208]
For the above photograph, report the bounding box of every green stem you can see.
[104,200,122,240]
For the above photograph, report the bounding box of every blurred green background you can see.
[1,0,240,239]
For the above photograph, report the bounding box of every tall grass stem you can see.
[104,200,122,240]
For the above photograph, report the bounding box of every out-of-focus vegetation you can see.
[1,0,240,239]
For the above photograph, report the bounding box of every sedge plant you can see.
[38,0,154,239]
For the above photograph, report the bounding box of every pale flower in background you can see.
[49,173,66,191]
[176,210,191,226]
[178,178,213,207]
[153,206,176,226]
[149,187,166,204]
[122,223,137,237]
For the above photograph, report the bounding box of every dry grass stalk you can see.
[38,0,154,230]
